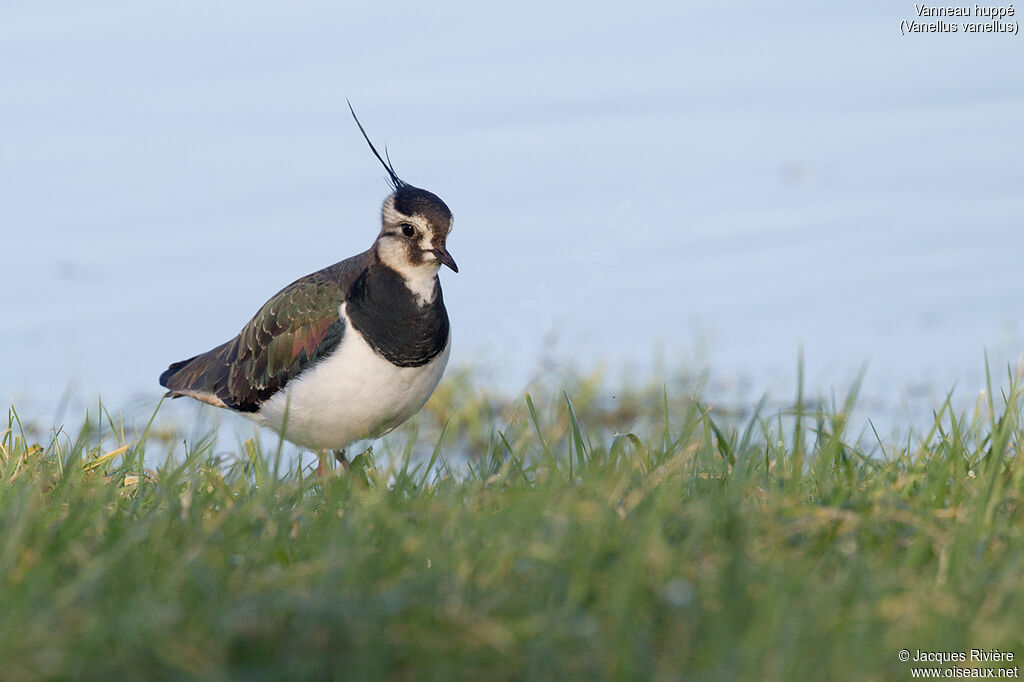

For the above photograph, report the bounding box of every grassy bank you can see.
[2,366,1023,680]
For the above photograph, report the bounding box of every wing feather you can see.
[160,251,371,412]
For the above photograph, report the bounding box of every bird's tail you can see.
[159,342,233,408]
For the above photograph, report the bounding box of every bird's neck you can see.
[346,262,450,368]
[374,241,441,305]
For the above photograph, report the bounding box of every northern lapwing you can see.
[159,104,457,473]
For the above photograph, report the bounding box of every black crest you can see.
[347,99,407,190]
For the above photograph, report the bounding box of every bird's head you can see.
[378,185,457,273]
[348,101,458,278]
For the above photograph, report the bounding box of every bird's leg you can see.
[333,449,351,471]
[316,450,329,477]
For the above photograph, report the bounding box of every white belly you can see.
[254,306,450,451]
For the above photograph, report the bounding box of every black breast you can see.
[345,265,449,367]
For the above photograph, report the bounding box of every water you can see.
[3,1,1023,441]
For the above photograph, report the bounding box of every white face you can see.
[381,200,445,261]
[376,194,457,303]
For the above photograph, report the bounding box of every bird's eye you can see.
[400,224,415,238]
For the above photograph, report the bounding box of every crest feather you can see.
[347,99,407,190]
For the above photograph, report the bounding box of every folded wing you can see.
[160,269,350,412]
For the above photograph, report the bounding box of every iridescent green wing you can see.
[161,254,368,411]
[222,270,348,410]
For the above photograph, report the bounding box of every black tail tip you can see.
[159,357,193,389]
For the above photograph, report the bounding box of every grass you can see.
[2,363,1024,680]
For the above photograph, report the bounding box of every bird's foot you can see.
[315,449,350,476]
[333,449,351,471]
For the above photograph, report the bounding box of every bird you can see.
[159,103,457,474]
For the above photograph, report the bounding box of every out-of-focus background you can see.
[3,2,1023,434]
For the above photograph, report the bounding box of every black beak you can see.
[433,246,459,273]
